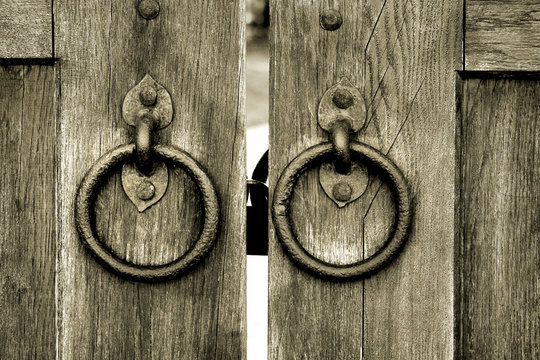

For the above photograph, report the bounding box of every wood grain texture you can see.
[269,0,461,358]
[55,0,246,358]
[457,78,540,359]
[0,0,53,58]
[0,66,56,358]
[465,0,540,71]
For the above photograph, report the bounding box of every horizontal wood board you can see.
[465,0,540,71]
[0,0,53,58]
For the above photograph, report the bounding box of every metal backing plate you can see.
[122,74,173,129]
[317,78,366,132]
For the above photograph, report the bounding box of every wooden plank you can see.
[465,0,540,71]
[55,0,246,358]
[269,0,461,358]
[0,66,57,358]
[457,78,540,359]
[0,0,53,58]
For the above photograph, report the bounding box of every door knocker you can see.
[74,75,219,281]
[271,79,413,280]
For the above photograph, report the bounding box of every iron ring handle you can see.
[75,143,219,282]
[271,142,412,280]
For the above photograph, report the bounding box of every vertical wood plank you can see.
[269,0,461,358]
[361,0,460,358]
[55,0,246,358]
[0,0,53,58]
[269,1,366,358]
[457,78,540,359]
[0,65,57,358]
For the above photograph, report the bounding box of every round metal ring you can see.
[75,143,219,282]
[272,142,412,280]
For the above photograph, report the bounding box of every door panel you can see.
[53,0,246,358]
[268,0,461,358]
[0,65,57,359]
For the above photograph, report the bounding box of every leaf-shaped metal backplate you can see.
[121,162,169,212]
[122,74,173,129]
[318,78,366,133]
[319,161,369,207]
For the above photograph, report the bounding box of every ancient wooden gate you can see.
[0,0,538,359]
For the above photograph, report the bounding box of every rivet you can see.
[137,180,156,200]
[332,182,352,202]
[138,0,160,20]
[332,88,355,109]
[320,10,342,31]
[139,86,158,106]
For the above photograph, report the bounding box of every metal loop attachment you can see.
[272,142,412,280]
[135,113,157,175]
[75,143,220,281]
[331,120,352,174]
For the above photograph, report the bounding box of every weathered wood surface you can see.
[465,0,540,71]
[269,0,461,358]
[55,0,246,358]
[457,78,540,359]
[0,66,56,358]
[0,0,53,58]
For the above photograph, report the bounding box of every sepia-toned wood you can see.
[457,78,540,359]
[55,0,246,358]
[0,66,56,358]
[0,0,53,58]
[269,0,461,358]
[465,0,540,71]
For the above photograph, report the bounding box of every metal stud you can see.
[138,0,160,20]
[320,10,342,31]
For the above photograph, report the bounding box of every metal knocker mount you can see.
[271,78,413,280]
[74,75,220,282]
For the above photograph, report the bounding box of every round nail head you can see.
[320,10,343,31]
[137,180,156,200]
[138,0,160,20]
[139,86,158,106]
[332,88,355,109]
[332,182,352,202]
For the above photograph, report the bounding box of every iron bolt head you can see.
[139,86,158,106]
[320,10,343,31]
[332,182,352,202]
[138,0,160,20]
[332,88,355,109]
[137,180,156,200]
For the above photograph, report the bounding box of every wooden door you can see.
[268,0,538,359]
[0,0,246,359]
[1,0,539,359]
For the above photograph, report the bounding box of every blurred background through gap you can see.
[246,1,269,359]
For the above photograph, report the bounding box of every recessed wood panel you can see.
[0,65,56,358]
[457,78,540,358]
